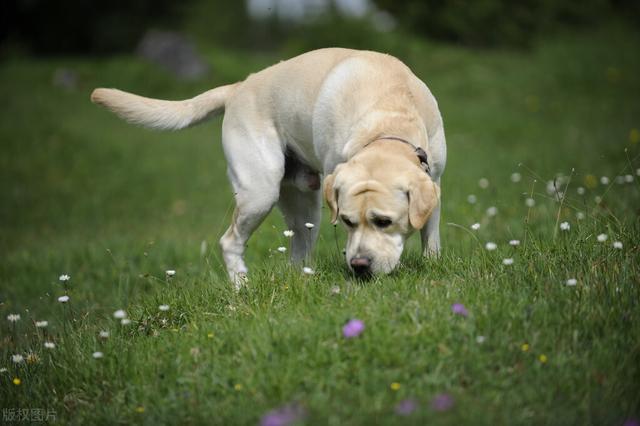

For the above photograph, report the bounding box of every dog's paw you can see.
[231,272,248,291]
[423,246,441,258]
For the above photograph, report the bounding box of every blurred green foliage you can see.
[2,0,187,54]
[185,1,384,52]
[3,0,640,55]
[371,0,637,47]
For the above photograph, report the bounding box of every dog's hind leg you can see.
[218,123,284,289]
[278,185,322,264]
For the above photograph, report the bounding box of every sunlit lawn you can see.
[1,23,639,425]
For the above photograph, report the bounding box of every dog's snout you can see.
[350,256,372,277]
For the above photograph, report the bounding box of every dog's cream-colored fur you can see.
[92,48,446,285]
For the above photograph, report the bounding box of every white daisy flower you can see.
[476,335,486,344]
[556,174,568,185]
[525,198,535,207]
[35,321,48,328]
[566,278,577,286]
[577,186,586,195]
[597,233,608,242]
[559,221,570,231]
[600,176,610,185]
[0,367,7,373]
[165,270,176,278]
[302,267,315,275]
[113,309,127,319]
[613,241,623,249]
[58,295,69,303]
[471,223,480,230]
[467,194,477,204]
[510,172,521,183]
[92,351,104,359]
[159,305,170,312]
[330,285,341,295]
[283,230,295,237]
[502,258,514,266]
[120,318,131,326]
[485,242,497,251]
[509,239,520,246]
[277,246,287,253]
[59,274,70,282]
[594,196,602,204]
[99,330,110,339]
[624,174,633,183]
[12,354,24,364]
[304,222,315,229]
[44,342,56,349]
[546,180,556,195]
[7,314,20,323]
[636,168,640,176]
[576,212,585,220]
[486,206,498,217]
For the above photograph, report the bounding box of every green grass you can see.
[1,23,640,425]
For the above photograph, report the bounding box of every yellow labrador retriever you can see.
[91,48,446,285]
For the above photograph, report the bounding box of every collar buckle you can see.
[414,146,431,175]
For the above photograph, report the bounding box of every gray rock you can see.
[52,68,78,90]
[136,30,210,80]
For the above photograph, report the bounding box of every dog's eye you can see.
[373,218,392,228]
[341,215,356,228]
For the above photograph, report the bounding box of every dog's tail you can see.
[90,83,238,131]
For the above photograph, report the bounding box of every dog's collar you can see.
[364,136,431,176]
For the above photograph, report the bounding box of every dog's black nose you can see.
[350,256,372,277]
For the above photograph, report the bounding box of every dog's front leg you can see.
[421,180,441,257]
[278,185,322,263]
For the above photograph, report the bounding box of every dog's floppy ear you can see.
[323,172,339,224]
[408,173,440,229]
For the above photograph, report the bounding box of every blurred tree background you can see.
[2,0,639,56]
[2,0,187,54]
[371,0,640,47]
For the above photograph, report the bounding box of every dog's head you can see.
[324,149,439,277]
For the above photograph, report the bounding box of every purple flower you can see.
[395,399,418,416]
[624,419,640,426]
[451,303,468,317]
[343,319,365,338]
[430,393,454,412]
[260,403,305,426]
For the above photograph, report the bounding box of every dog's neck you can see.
[363,137,431,176]
[347,137,428,183]
[330,90,431,178]
[359,137,423,163]
[344,103,429,157]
